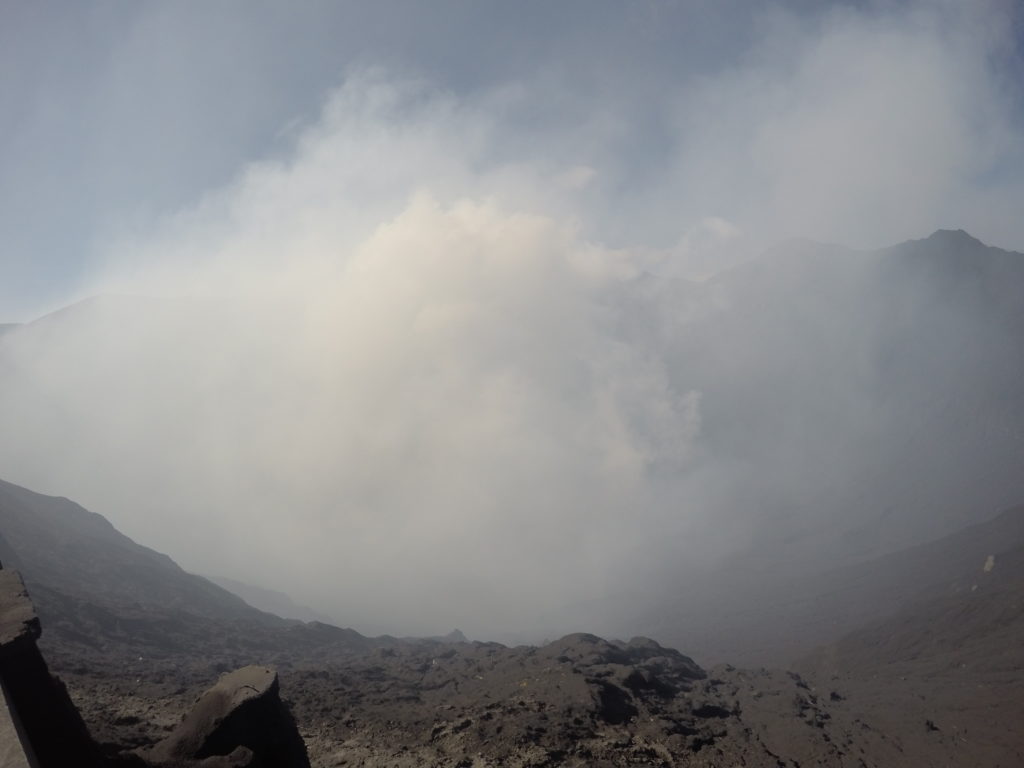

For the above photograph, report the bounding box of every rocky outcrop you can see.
[138,666,309,768]
[0,562,310,768]
[0,566,103,767]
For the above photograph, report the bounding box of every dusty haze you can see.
[2,1,1024,638]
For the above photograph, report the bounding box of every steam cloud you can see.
[1,2,1022,637]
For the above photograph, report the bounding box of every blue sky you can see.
[2,0,1023,322]
[0,0,744,318]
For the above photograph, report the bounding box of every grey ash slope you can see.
[203,573,337,624]
[0,477,264,622]
[802,507,1024,677]
[671,229,1024,561]
[0,477,373,664]
[634,229,1024,662]
[795,506,1024,767]
[646,503,1024,668]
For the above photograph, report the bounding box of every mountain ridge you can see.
[0,477,270,626]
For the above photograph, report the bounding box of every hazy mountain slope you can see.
[795,516,1024,767]
[660,230,1024,564]
[803,529,1024,674]
[642,504,1024,666]
[205,573,337,624]
[0,476,384,667]
[0,477,268,623]
[0,477,388,671]
[625,230,1024,659]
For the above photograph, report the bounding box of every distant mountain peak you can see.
[924,228,984,247]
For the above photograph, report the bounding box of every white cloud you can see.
[556,165,598,190]
[604,1,1024,252]
[0,91,703,634]
[2,0,1023,639]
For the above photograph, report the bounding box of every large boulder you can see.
[140,666,309,768]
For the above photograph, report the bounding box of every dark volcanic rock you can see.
[0,567,103,767]
[140,666,309,768]
[0,568,40,651]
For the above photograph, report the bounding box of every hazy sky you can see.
[2,1,1024,638]
[3,0,1023,320]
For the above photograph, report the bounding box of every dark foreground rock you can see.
[281,636,904,767]
[59,628,907,767]
[138,665,309,768]
[1,562,311,768]
[0,567,103,767]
